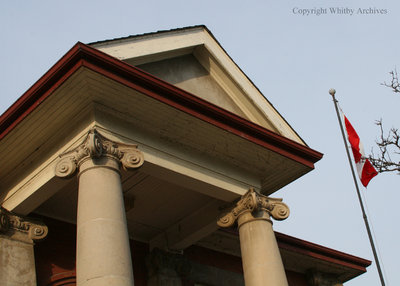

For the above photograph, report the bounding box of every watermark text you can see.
[292,7,388,16]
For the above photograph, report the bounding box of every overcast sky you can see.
[1,1,399,285]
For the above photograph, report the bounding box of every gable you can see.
[91,26,306,145]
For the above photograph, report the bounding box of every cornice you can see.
[0,41,323,169]
[220,227,371,275]
[275,231,372,272]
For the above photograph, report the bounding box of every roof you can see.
[90,25,308,145]
[89,25,212,46]
[198,229,371,283]
[0,42,322,167]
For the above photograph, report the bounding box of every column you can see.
[217,188,290,286]
[55,128,144,286]
[0,207,48,286]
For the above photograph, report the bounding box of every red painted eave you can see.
[221,228,371,274]
[0,42,323,168]
[275,231,372,272]
[0,42,87,141]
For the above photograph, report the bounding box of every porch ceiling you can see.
[34,167,221,247]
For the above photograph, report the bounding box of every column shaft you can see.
[76,157,134,286]
[0,236,36,286]
[55,129,144,286]
[0,207,48,286]
[238,211,288,286]
[217,189,290,286]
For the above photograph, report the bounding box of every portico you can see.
[0,26,370,286]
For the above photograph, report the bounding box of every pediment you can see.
[91,26,305,145]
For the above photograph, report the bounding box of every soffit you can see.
[68,69,314,193]
[0,69,94,192]
[0,66,307,192]
[34,169,217,243]
[0,43,322,213]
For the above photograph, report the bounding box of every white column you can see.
[218,188,290,286]
[55,128,144,286]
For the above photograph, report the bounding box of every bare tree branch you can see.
[368,119,400,174]
[381,68,400,93]
[367,70,400,174]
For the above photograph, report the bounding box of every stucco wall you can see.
[137,55,247,118]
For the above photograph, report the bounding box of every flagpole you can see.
[329,88,386,286]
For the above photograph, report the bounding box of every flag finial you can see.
[329,88,336,97]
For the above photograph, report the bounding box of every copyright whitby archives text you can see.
[292,7,388,16]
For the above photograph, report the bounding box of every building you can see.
[0,26,370,286]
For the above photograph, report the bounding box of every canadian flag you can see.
[343,114,378,187]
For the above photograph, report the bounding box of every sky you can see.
[1,1,399,285]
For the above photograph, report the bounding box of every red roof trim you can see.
[0,44,85,140]
[275,232,372,272]
[0,42,323,168]
[221,228,371,273]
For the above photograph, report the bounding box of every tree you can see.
[368,119,400,173]
[382,69,400,93]
[368,70,400,174]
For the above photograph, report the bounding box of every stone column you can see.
[55,128,144,286]
[0,207,48,286]
[218,188,290,286]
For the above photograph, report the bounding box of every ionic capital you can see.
[0,207,48,242]
[55,128,144,178]
[217,188,290,228]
